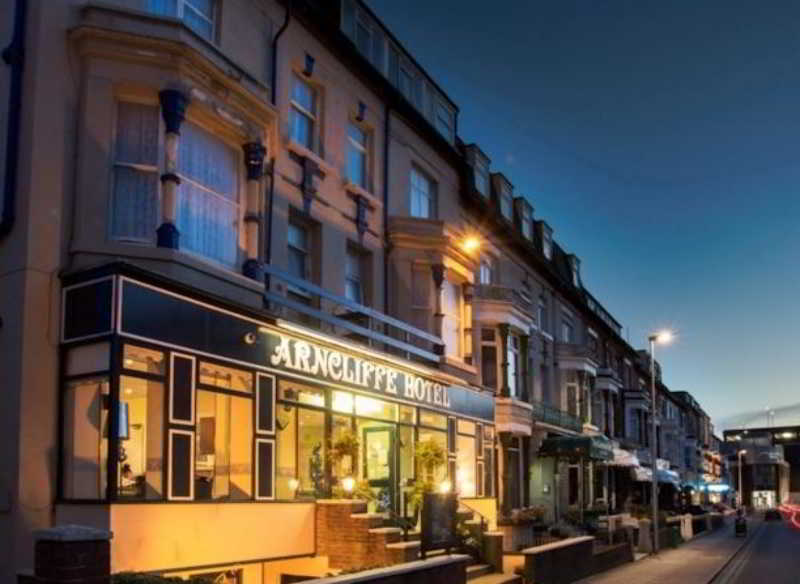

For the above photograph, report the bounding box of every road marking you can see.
[708,519,765,584]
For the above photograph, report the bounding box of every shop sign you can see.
[266,330,451,409]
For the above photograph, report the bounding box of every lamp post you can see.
[738,449,747,509]
[648,330,673,554]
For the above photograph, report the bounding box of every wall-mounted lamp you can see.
[356,101,367,122]
[303,53,315,77]
[461,236,481,254]
[438,480,452,494]
[342,477,356,494]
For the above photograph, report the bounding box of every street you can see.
[712,519,800,584]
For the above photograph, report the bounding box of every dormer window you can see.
[474,157,489,197]
[516,198,533,240]
[493,174,513,222]
[569,255,581,287]
[537,221,553,259]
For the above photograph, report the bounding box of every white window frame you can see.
[479,255,494,285]
[289,74,318,151]
[442,279,464,360]
[507,333,520,398]
[346,121,368,189]
[410,166,435,219]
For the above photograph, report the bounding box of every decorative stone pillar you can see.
[242,141,267,279]
[157,89,189,249]
[498,323,510,397]
[431,264,445,355]
[499,432,513,518]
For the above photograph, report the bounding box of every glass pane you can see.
[179,122,237,198]
[187,0,213,18]
[456,435,476,497]
[230,395,253,499]
[63,377,109,499]
[290,108,313,148]
[419,410,447,430]
[331,390,354,413]
[147,0,178,17]
[112,166,158,241]
[279,380,325,407]
[122,345,164,375]
[198,362,253,393]
[345,279,362,303]
[297,408,326,496]
[457,419,476,436]
[346,142,366,187]
[481,345,497,389]
[276,406,297,499]
[417,429,447,484]
[287,247,306,280]
[291,75,315,113]
[119,376,164,500]
[116,102,159,165]
[331,414,354,480]
[483,447,493,497]
[66,343,110,376]
[288,223,307,250]
[399,405,415,425]
[399,425,414,484]
[355,394,398,421]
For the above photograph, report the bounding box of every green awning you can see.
[538,435,614,461]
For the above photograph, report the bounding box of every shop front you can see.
[56,268,495,579]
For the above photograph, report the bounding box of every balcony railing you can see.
[263,264,444,364]
[555,342,600,366]
[472,284,532,313]
[531,400,583,433]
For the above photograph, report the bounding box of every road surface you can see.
[712,519,800,584]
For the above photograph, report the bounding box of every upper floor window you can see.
[111,102,160,243]
[287,222,309,281]
[499,184,513,221]
[479,256,494,285]
[147,0,215,40]
[434,100,455,143]
[507,334,520,398]
[177,121,240,267]
[345,245,366,304]
[480,328,498,390]
[346,123,368,188]
[399,65,414,102]
[442,280,463,359]
[355,16,372,58]
[561,314,574,343]
[410,167,435,219]
[289,74,317,150]
[541,224,553,259]
[520,202,533,240]
[474,157,489,197]
[537,296,548,332]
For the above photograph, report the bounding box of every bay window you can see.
[147,0,216,40]
[507,334,520,397]
[441,280,463,359]
[410,166,435,219]
[480,328,498,390]
[479,255,494,285]
[177,120,240,267]
[63,376,110,500]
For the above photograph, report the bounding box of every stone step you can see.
[385,541,421,550]
[368,527,404,535]
[469,574,523,584]
[467,564,492,580]
[351,512,385,520]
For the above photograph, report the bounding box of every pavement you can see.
[577,516,763,584]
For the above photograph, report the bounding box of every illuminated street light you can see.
[461,236,481,253]
[342,477,356,494]
[647,329,675,554]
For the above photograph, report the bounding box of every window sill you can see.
[441,355,477,376]
[286,140,335,175]
[343,179,382,208]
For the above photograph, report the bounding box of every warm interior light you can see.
[288,478,299,491]
[342,477,356,493]
[438,480,452,493]
[462,236,481,253]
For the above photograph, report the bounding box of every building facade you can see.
[0,0,729,581]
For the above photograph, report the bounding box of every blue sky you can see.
[367,0,800,429]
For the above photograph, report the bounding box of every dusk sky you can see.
[367,0,800,429]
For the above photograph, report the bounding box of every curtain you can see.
[177,121,239,267]
[111,102,159,241]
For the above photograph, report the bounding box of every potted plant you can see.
[409,438,447,514]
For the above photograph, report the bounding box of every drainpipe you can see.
[0,0,28,241]
[264,2,290,303]
[382,105,391,317]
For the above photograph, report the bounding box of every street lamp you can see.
[738,449,747,509]
[648,330,673,554]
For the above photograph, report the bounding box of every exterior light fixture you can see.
[342,476,356,493]
[649,330,674,345]
[462,236,480,253]
[438,480,452,494]
[288,478,299,492]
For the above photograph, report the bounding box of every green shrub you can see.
[112,573,213,584]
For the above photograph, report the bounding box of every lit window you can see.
[346,123,367,188]
[289,74,317,150]
[410,167,435,219]
[147,0,216,40]
[177,120,240,267]
[111,102,159,242]
[507,334,520,397]
[442,280,463,359]
[345,246,365,304]
[479,256,494,285]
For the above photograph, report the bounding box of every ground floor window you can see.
[63,376,110,500]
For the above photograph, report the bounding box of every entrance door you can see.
[363,426,396,512]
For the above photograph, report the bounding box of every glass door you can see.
[363,425,396,512]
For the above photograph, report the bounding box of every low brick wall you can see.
[522,536,595,584]
[299,555,470,584]
[589,543,634,576]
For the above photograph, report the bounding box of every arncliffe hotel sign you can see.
[268,332,451,408]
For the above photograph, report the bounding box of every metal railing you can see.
[263,264,444,363]
[531,400,583,433]
[473,284,533,313]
